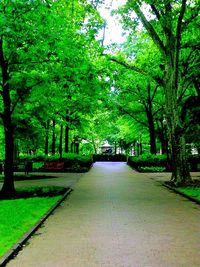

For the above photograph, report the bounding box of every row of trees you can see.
[0,0,199,197]
[107,0,200,184]
[0,0,111,197]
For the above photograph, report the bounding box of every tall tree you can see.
[117,0,200,184]
[0,0,104,197]
[0,0,54,197]
[108,42,164,155]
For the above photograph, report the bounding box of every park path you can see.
[7,162,200,267]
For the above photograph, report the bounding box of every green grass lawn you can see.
[0,195,62,258]
[176,187,200,201]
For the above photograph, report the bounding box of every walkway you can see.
[7,162,200,267]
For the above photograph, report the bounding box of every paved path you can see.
[7,162,200,267]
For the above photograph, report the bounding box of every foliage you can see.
[93,154,127,162]
[17,153,93,172]
[0,0,199,195]
[188,154,200,171]
[138,166,166,172]
[128,154,168,171]
[114,0,200,183]
[0,0,106,197]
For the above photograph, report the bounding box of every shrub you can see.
[93,154,127,162]
[138,166,166,172]
[17,153,93,172]
[128,154,168,172]
[43,153,92,172]
[188,154,200,171]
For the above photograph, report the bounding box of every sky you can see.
[97,0,127,45]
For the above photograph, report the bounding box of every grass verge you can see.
[176,187,200,202]
[164,180,200,204]
[0,190,63,258]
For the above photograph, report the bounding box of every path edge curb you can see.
[163,183,200,205]
[0,188,73,267]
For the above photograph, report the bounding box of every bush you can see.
[188,154,200,171]
[138,166,166,172]
[93,154,127,162]
[33,162,44,170]
[19,154,46,162]
[42,153,93,172]
[62,153,93,170]
[16,153,92,173]
[128,154,168,172]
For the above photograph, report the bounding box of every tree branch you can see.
[11,80,43,114]
[181,43,200,49]
[151,84,159,102]
[128,1,166,55]
[182,6,200,29]
[8,59,60,66]
[153,107,164,117]
[114,100,148,127]
[176,0,187,59]
[108,56,164,86]
[136,84,148,109]
[150,4,161,20]
[121,107,148,127]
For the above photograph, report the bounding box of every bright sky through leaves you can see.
[97,0,127,45]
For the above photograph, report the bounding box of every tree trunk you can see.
[45,120,50,155]
[160,126,168,155]
[65,125,69,153]
[139,142,142,155]
[91,136,97,154]
[156,121,168,155]
[114,141,117,155]
[137,142,140,156]
[75,143,79,154]
[0,37,15,198]
[71,141,74,153]
[13,141,19,162]
[51,119,56,155]
[169,130,190,184]
[147,111,156,154]
[65,110,70,153]
[130,0,190,184]
[164,60,191,184]
[1,116,15,198]
[59,125,63,159]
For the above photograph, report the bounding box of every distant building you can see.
[101,142,112,154]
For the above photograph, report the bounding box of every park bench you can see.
[43,161,64,171]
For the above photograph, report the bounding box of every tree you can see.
[0,0,104,197]
[116,0,200,184]
[0,0,54,197]
[107,38,165,155]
